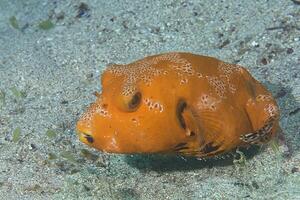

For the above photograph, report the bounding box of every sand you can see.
[0,0,299,199]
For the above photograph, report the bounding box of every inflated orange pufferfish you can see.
[77,52,280,158]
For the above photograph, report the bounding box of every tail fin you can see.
[240,68,280,144]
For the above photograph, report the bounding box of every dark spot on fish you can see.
[85,134,94,143]
[200,142,221,154]
[176,99,187,129]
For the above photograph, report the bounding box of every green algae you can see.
[38,20,54,30]
[12,127,21,143]
[46,129,57,139]
[0,90,5,108]
[270,139,280,154]
[60,151,77,163]
[116,188,140,200]
[10,87,26,100]
[233,149,247,167]
[48,153,58,160]
[9,16,19,29]
[80,149,99,161]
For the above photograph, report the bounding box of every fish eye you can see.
[115,91,142,112]
[128,92,142,110]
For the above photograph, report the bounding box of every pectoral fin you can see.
[181,107,201,137]
[175,100,225,157]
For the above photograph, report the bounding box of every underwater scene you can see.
[0,0,300,199]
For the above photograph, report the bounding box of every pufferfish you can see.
[76,52,280,158]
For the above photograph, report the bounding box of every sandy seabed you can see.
[0,0,299,199]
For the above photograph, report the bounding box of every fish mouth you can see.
[77,130,94,144]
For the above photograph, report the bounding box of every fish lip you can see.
[76,130,94,144]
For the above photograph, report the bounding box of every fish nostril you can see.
[84,134,94,143]
[190,131,196,137]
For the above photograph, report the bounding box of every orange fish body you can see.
[76,52,280,158]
